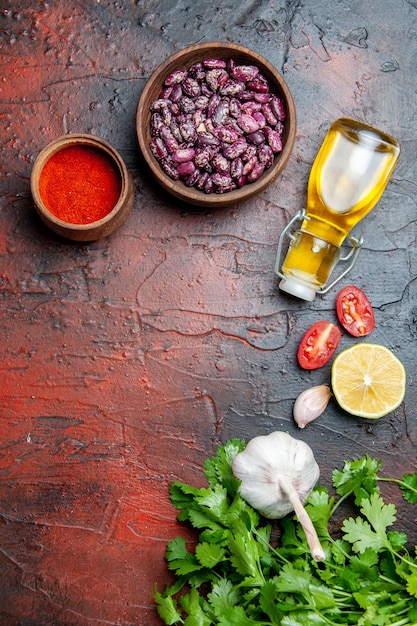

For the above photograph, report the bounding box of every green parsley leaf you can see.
[332,455,381,505]
[195,542,226,568]
[400,472,417,503]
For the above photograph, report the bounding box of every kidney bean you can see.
[247,130,265,145]
[233,64,259,81]
[180,120,197,142]
[223,138,247,159]
[258,143,275,168]
[197,131,220,147]
[172,147,195,163]
[252,111,266,129]
[203,59,227,69]
[207,93,221,118]
[241,144,257,161]
[206,69,222,92]
[169,118,183,143]
[182,77,201,98]
[212,153,230,175]
[150,98,170,112]
[195,147,212,168]
[160,124,179,153]
[160,86,172,99]
[177,161,196,177]
[178,96,195,114]
[247,77,269,93]
[212,172,233,187]
[194,95,209,110]
[270,95,286,121]
[241,100,262,115]
[151,112,164,135]
[195,171,210,190]
[150,137,168,162]
[164,69,188,86]
[212,125,239,143]
[169,83,183,103]
[212,101,230,126]
[247,161,265,183]
[242,156,258,175]
[254,92,270,104]
[219,80,245,96]
[231,157,243,179]
[204,176,215,194]
[229,98,241,118]
[265,127,283,153]
[188,62,205,79]
[185,168,201,187]
[237,113,260,134]
[236,174,247,188]
[261,102,278,126]
[160,158,179,180]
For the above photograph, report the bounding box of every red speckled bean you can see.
[223,138,247,159]
[203,58,227,69]
[258,144,275,167]
[172,147,195,163]
[160,125,179,153]
[160,158,179,180]
[177,161,196,177]
[231,64,259,82]
[212,153,230,174]
[195,147,212,168]
[270,95,286,121]
[164,69,188,86]
[212,125,240,143]
[247,161,265,183]
[265,127,283,153]
[231,157,243,179]
[150,136,168,162]
[180,120,197,142]
[182,77,201,98]
[237,113,260,134]
[262,102,278,126]
[242,156,258,175]
[247,77,269,93]
[219,80,245,96]
[169,83,183,102]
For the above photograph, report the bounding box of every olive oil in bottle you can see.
[278,118,400,301]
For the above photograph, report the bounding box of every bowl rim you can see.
[30,133,132,231]
[136,41,296,207]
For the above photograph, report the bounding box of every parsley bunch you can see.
[154,439,417,625]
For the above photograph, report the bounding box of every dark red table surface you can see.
[1,1,416,624]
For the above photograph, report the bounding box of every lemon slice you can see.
[331,343,406,419]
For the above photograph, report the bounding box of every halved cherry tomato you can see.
[336,285,375,337]
[297,320,341,370]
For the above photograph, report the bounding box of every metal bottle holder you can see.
[274,208,363,295]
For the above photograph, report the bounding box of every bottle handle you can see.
[275,208,363,295]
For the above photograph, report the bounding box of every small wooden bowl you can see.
[31,134,134,241]
[136,42,296,207]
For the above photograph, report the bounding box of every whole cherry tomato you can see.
[297,320,341,370]
[336,285,375,337]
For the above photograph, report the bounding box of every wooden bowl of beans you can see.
[31,134,134,241]
[136,42,296,207]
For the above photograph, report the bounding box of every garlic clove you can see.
[293,384,332,428]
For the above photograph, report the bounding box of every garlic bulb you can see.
[293,384,332,428]
[232,431,325,561]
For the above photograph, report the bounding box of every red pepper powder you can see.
[39,145,122,224]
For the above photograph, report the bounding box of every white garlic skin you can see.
[293,384,332,429]
[231,431,319,519]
